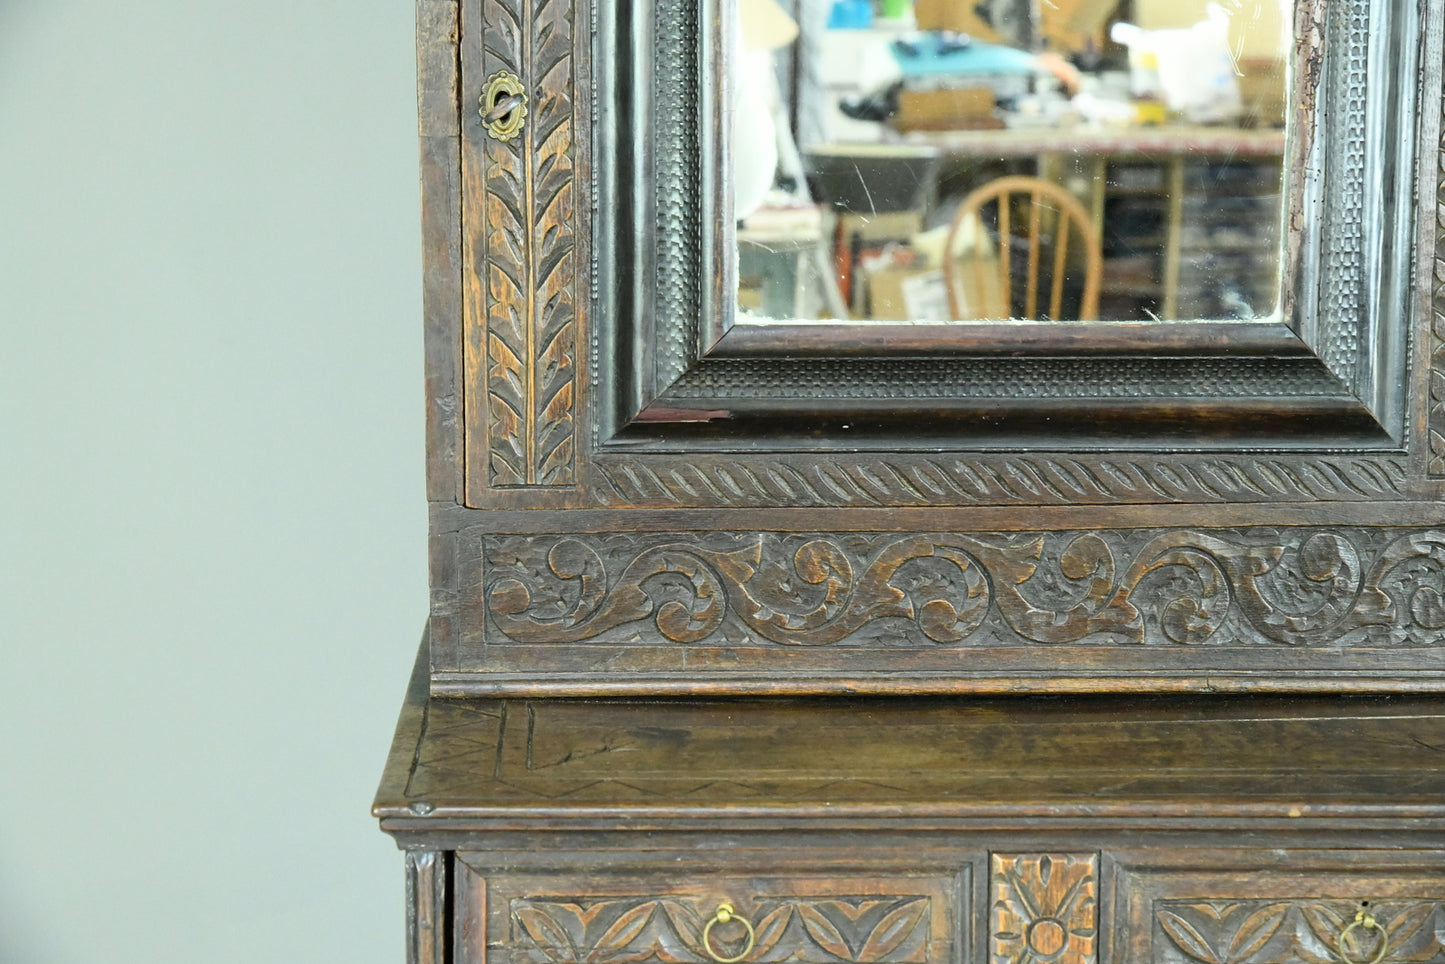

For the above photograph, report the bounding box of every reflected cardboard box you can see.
[865,258,1005,321]
[892,88,1003,132]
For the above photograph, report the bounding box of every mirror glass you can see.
[730,0,1290,323]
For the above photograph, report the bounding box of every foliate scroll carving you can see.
[1155,901,1445,964]
[990,854,1097,964]
[480,0,577,487]
[510,895,932,964]
[482,528,1445,649]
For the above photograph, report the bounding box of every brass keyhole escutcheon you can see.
[480,71,527,141]
[1338,908,1389,964]
[702,903,755,964]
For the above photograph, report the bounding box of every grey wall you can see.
[2,2,428,960]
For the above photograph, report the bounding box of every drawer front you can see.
[454,864,961,964]
[1112,856,1445,964]
[440,850,1443,964]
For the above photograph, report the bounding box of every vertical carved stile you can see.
[1429,45,1445,476]
[407,851,449,964]
[991,854,1098,964]
[481,0,577,487]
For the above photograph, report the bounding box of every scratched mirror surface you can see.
[730,0,1289,323]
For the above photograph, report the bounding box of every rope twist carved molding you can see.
[1155,901,1445,964]
[591,456,1412,508]
[482,528,1445,649]
[510,895,933,964]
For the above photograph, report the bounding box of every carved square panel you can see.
[990,854,1098,964]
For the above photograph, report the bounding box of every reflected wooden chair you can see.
[943,175,1102,321]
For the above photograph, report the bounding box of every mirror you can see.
[730,0,1290,323]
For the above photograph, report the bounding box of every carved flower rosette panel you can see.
[482,528,1445,649]
[509,895,933,964]
[1154,901,1445,964]
[991,854,1097,964]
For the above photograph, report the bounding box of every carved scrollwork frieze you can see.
[480,528,1445,649]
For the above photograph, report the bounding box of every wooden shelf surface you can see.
[376,636,1445,831]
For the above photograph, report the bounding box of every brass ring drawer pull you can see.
[1338,910,1389,964]
[702,903,755,963]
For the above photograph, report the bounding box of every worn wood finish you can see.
[475,872,953,964]
[426,523,1445,694]
[415,0,1445,693]
[1109,858,1445,964]
[585,0,1412,445]
[991,854,1097,964]
[406,851,448,964]
[375,644,1445,826]
[459,0,586,498]
[386,0,1445,953]
[376,641,1445,963]
[431,849,1445,964]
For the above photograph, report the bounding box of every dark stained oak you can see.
[377,637,1445,962]
[409,0,1445,695]
[382,0,1445,957]
[377,638,1445,829]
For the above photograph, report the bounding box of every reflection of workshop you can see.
[732,0,1289,323]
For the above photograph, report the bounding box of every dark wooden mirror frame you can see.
[597,0,1418,448]
[430,0,1445,695]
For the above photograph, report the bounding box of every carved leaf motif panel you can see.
[477,0,577,488]
[1154,901,1445,964]
[481,528,1445,649]
[508,896,933,964]
[990,854,1097,964]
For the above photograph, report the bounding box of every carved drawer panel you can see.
[1111,857,1445,964]
[453,865,960,964]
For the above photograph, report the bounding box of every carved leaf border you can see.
[1154,901,1445,964]
[508,896,932,964]
[481,0,577,488]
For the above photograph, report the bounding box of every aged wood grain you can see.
[418,0,460,137]
[990,855,1097,964]
[375,691,1445,818]
[422,133,464,505]
[407,851,449,964]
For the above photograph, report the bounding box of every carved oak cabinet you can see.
[376,0,1445,959]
